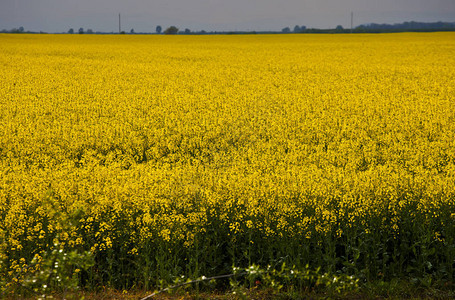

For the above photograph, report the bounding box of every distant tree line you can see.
[282,21,455,34]
[353,21,455,33]
[1,26,25,33]
[2,21,455,35]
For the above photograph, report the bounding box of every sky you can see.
[1,0,455,33]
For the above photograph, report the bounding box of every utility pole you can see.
[119,13,121,33]
[351,11,353,33]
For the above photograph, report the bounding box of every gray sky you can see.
[1,0,455,32]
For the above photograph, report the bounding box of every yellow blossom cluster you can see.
[1,33,454,288]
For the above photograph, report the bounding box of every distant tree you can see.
[336,25,344,33]
[353,25,366,33]
[282,27,291,33]
[156,25,162,34]
[164,26,179,35]
[68,28,74,34]
[120,31,126,34]
[78,27,84,34]
[184,28,191,34]
[293,25,301,33]
[86,29,93,34]
[10,27,25,33]
[130,28,135,34]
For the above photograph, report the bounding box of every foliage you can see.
[0,33,455,296]
[143,264,358,299]
[229,264,359,298]
[2,245,94,298]
[164,26,179,35]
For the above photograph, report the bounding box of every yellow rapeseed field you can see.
[1,33,455,292]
